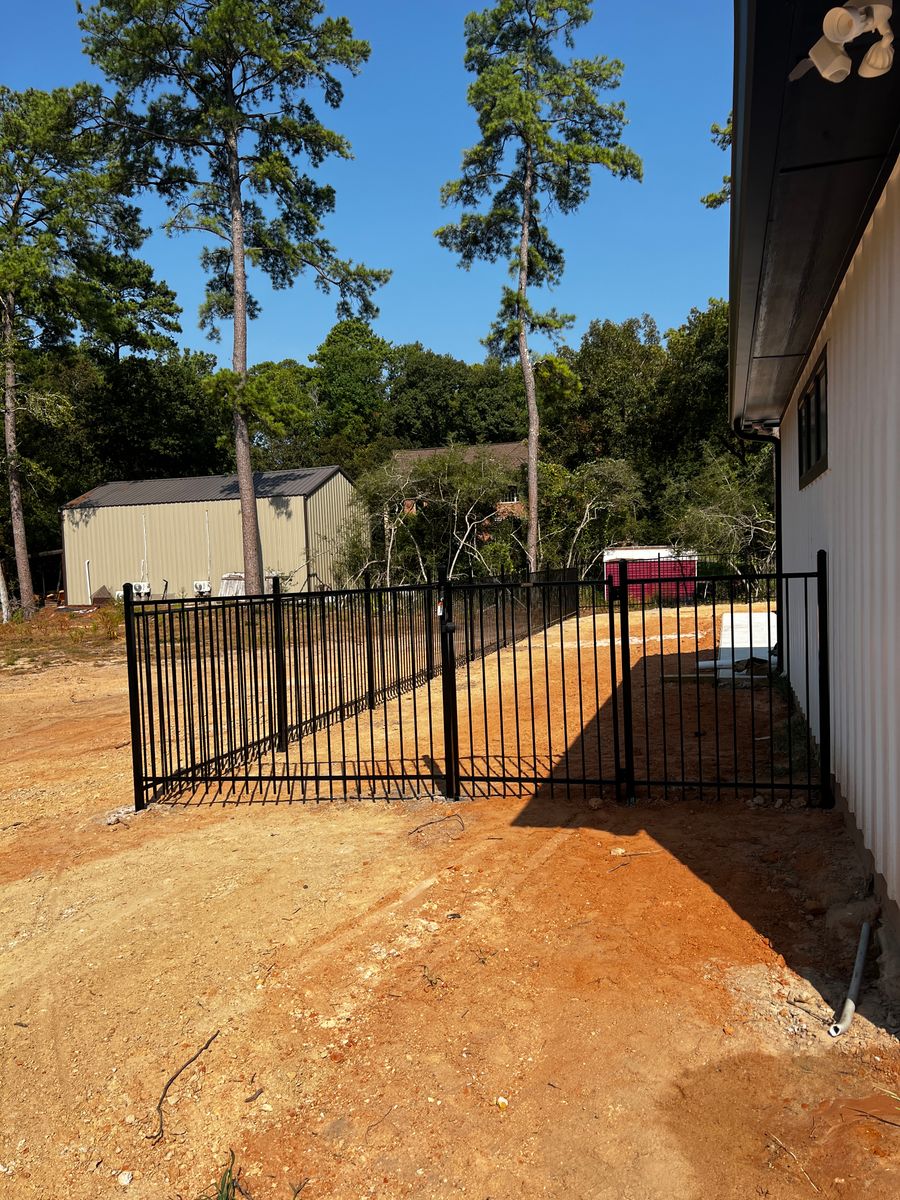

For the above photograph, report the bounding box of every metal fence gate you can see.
[124,557,830,810]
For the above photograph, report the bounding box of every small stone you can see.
[261,1103,273,1112]
[124,1115,135,1125]
[117,1171,133,1187]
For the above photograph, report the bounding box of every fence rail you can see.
[124,558,830,810]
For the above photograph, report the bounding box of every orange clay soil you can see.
[1,651,899,1199]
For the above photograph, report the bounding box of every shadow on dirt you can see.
[510,652,880,1033]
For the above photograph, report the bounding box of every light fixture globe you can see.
[809,34,853,81]
[823,6,872,44]
[860,37,895,75]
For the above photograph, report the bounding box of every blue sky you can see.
[2,1,732,367]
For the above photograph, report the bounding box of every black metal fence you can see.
[124,556,830,810]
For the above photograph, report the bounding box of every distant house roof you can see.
[391,442,527,472]
[65,467,346,509]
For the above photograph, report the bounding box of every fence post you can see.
[122,582,146,812]
[424,574,436,677]
[606,570,622,801]
[363,570,377,710]
[816,549,834,808]
[438,568,460,800]
[617,559,636,805]
[500,567,509,648]
[272,576,289,753]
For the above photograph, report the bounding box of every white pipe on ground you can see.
[829,920,872,1037]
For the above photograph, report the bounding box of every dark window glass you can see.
[816,366,827,462]
[799,352,828,488]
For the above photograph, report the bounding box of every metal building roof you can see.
[65,467,344,509]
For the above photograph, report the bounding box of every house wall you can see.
[780,158,900,903]
[62,495,310,604]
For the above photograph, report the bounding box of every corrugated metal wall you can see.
[780,159,900,903]
[305,471,356,589]
[62,474,356,603]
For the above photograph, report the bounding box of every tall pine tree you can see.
[437,0,640,571]
[83,0,390,594]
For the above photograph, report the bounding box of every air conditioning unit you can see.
[114,590,125,602]
[131,581,151,600]
[193,580,212,597]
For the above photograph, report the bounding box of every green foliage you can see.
[437,0,641,356]
[2,347,228,563]
[197,1151,241,1200]
[538,457,642,569]
[251,327,529,478]
[664,444,775,569]
[701,111,732,210]
[0,83,180,354]
[386,344,527,448]
[547,316,665,465]
[1,82,181,611]
[312,319,391,441]
[342,445,525,584]
[246,357,318,468]
[82,0,391,338]
[651,299,732,466]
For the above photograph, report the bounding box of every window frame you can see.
[798,351,828,489]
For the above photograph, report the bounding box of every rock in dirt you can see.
[825,897,879,940]
[117,1171,133,1186]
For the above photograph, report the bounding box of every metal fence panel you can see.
[124,560,825,810]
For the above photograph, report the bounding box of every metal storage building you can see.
[62,468,356,604]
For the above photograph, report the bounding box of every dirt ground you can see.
[2,647,900,1199]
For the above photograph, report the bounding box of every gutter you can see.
[733,417,783,673]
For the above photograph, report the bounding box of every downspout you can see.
[733,417,783,672]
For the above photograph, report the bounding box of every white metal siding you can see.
[780,159,900,902]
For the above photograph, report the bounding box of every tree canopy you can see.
[701,111,732,209]
[1,83,179,613]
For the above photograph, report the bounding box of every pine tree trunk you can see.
[3,293,35,617]
[517,147,540,576]
[227,130,264,596]
[0,556,11,623]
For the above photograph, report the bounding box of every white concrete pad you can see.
[698,610,778,676]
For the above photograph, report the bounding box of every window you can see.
[798,353,828,487]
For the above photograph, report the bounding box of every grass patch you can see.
[198,1152,242,1200]
[0,603,125,670]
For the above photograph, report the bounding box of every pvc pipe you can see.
[85,559,91,603]
[829,920,871,1037]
